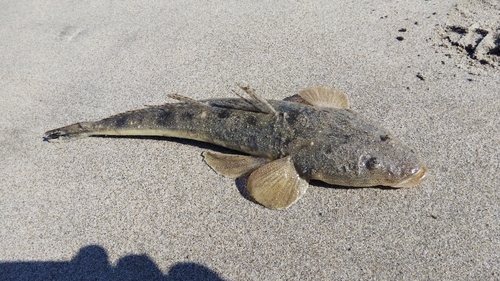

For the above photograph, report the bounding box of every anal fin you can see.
[247,156,309,210]
[203,152,270,178]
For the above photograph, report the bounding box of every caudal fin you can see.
[44,122,95,142]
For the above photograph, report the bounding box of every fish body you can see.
[45,85,426,209]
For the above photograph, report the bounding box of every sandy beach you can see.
[1,0,499,279]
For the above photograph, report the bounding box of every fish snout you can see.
[393,165,427,188]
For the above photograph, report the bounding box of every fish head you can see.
[309,132,427,188]
[355,137,427,188]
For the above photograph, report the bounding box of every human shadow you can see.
[0,245,227,281]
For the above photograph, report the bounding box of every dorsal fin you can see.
[206,99,262,112]
[233,83,277,115]
[153,85,278,114]
[167,93,208,107]
[230,88,262,111]
[297,87,350,109]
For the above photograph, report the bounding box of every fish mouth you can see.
[394,165,427,188]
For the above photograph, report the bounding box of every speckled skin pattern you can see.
[45,98,426,188]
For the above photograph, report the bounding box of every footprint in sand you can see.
[436,0,500,69]
[59,26,86,42]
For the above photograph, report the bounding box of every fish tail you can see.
[44,122,95,142]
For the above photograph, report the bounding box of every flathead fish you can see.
[44,85,426,209]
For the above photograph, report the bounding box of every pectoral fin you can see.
[247,156,309,210]
[297,87,350,109]
[203,151,270,178]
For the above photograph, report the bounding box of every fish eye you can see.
[365,157,380,170]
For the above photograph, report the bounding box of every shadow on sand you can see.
[0,245,227,281]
